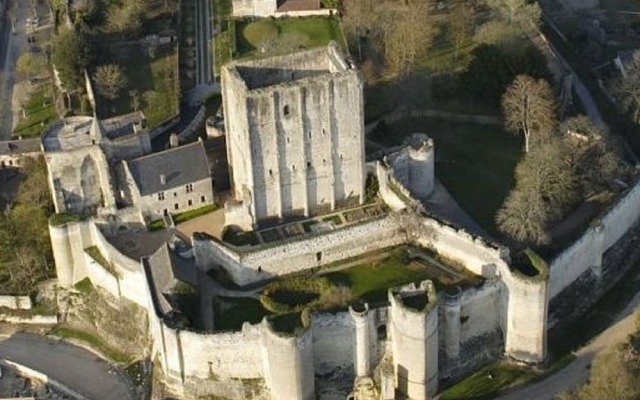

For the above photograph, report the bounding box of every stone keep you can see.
[222,43,366,227]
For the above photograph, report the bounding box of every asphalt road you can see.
[0,1,13,139]
[0,333,135,400]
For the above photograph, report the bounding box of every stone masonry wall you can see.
[194,215,405,286]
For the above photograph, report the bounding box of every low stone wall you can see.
[0,314,58,324]
[275,9,336,17]
[194,215,405,286]
[0,295,32,310]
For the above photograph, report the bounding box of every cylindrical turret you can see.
[389,281,438,400]
[350,303,372,377]
[442,286,462,360]
[406,133,435,198]
[261,317,315,400]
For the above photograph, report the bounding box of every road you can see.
[0,0,14,139]
[0,332,135,400]
[497,290,640,400]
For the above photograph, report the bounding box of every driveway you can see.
[0,332,135,400]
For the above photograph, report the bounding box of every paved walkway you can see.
[0,332,135,400]
[498,290,640,400]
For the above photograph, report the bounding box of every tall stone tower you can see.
[221,42,366,228]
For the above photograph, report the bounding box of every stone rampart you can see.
[180,326,263,380]
[194,215,405,286]
[550,181,640,298]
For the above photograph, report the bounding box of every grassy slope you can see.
[377,117,522,234]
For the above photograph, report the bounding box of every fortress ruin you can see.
[42,43,640,400]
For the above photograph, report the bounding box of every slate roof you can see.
[0,139,41,156]
[127,141,211,196]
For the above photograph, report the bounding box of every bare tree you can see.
[450,2,474,60]
[93,64,127,100]
[497,139,579,244]
[502,74,557,153]
[612,50,640,126]
[561,115,629,194]
[485,0,541,27]
[106,0,150,38]
[496,187,550,245]
[385,0,437,76]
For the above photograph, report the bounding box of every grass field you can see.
[374,117,522,234]
[324,252,434,303]
[236,17,344,57]
[12,85,57,138]
[601,0,640,11]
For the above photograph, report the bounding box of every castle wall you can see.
[549,181,640,299]
[312,312,356,399]
[180,326,264,380]
[193,215,405,286]
[459,281,502,343]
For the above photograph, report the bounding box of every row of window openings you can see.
[268,155,343,176]
[0,159,19,167]
[285,129,326,143]
[158,184,194,200]
[159,196,207,215]
[284,132,357,144]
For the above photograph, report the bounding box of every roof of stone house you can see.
[127,140,211,196]
[0,138,41,156]
[277,0,321,12]
[145,240,197,317]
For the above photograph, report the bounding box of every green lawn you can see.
[440,362,537,400]
[324,253,434,303]
[374,117,522,234]
[13,86,57,138]
[214,297,271,331]
[236,17,345,57]
[601,0,640,11]
[213,0,234,75]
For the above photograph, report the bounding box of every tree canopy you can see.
[612,50,640,127]
[502,74,557,153]
[52,28,93,91]
[0,157,54,294]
